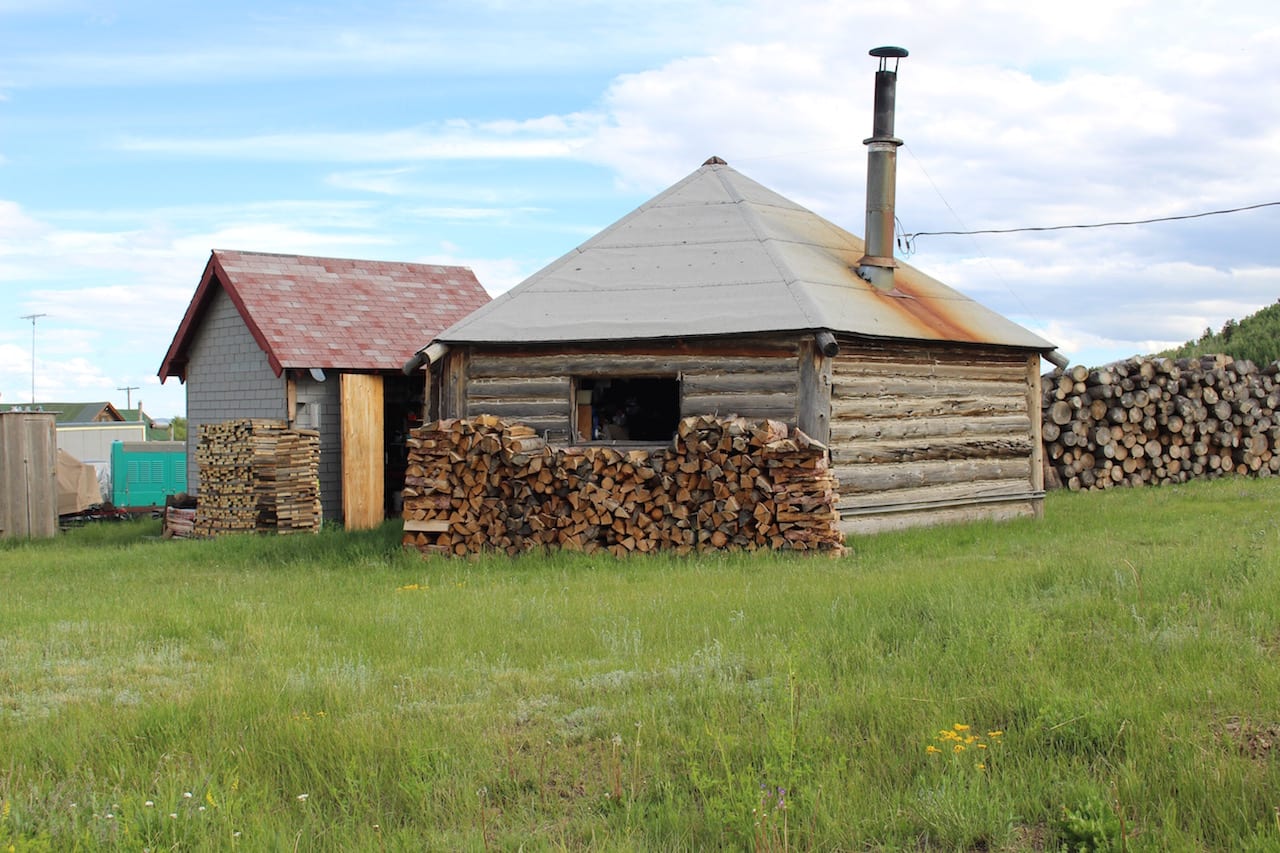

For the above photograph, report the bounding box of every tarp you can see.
[56,448,102,516]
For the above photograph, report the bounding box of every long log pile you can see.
[1042,354,1280,491]
[401,414,845,557]
[194,419,322,536]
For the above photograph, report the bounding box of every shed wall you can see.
[56,423,147,463]
[0,412,58,538]
[291,373,342,522]
[829,340,1043,533]
[184,286,287,496]
[447,339,801,436]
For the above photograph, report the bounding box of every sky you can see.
[2,1,1278,420]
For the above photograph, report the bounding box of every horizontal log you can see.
[466,377,572,401]
[682,371,796,395]
[831,436,1032,465]
[832,394,1027,421]
[467,352,796,379]
[681,393,795,421]
[839,498,1040,535]
[829,414,1031,442]
[465,400,569,420]
[832,375,1025,400]
[835,458,1032,493]
[831,359,1028,382]
[836,478,1035,511]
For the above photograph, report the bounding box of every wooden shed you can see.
[0,410,58,538]
[159,250,490,528]
[412,158,1060,534]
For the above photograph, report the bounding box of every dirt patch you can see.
[1220,716,1280,762]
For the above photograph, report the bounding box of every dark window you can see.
[576,376,680,442]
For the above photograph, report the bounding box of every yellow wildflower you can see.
[987,730,1003,738]
[926,745,941,754]
[953,724,971,732]
[953,744,965,753]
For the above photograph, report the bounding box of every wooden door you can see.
[341,373,384,530]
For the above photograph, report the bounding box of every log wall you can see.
[1041,354,1280,490]
[442,340,801,437]
[829,341,1043,534]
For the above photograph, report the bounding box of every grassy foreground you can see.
[1,479,1279,851]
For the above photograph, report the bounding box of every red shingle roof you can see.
[159,250,491,381]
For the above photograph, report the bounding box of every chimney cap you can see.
[869,46,908,59]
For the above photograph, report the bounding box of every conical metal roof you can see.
[431,160,1054,352]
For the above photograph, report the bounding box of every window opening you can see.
[576,377,680,442]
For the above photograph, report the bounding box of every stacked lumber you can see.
[271,429,322,534]
[193,419,321,536]
[1042,354,1280,491]
[401,414,845,557]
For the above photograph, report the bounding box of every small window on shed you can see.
[575,377,680,443]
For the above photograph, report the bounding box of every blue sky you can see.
[3,0,1279,419]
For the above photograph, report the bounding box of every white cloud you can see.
[117,122,599,163]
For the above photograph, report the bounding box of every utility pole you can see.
[19,313,47,405]
[117,385,140,409]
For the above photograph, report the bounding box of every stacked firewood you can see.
[1042,355,1280,491]
[163,506,196,539]
[401,414,845,557]
[193,419,322,536]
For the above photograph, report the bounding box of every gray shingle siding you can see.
[293,374,343,522]
[183,286,288,498]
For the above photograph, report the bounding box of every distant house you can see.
[119,405,173,440]
[0,401,146,462]
[158,249,491,528]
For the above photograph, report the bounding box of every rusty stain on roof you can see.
[433,160,1053,353]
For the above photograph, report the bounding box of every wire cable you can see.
[901,200,1280,252]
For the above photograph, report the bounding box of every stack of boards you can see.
[193,419,321,536]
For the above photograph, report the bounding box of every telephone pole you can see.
[19,313,47,405]
[117,385,140,409]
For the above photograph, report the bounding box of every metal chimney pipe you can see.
[857,46,908,292]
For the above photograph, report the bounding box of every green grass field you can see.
[2,477,1279,851]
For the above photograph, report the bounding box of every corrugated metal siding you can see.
[829,341,1041,532]
[184,286,288,495]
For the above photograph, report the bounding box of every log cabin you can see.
[407,50,1066,534]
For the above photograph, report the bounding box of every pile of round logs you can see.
[401,414,845,557]
[1042,354,1280,491]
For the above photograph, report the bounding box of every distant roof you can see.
[430,160,1054,352]
[159,250,491,382]
[0,401,124,424]
[118,407,152,426]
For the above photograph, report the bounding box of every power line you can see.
[900,200,1280,252]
